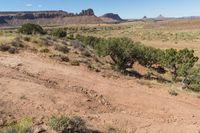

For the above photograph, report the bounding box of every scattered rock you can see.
[34,116,45,126]
[70,86,112,109]
[0,119,5,126]
[33,126,46,133]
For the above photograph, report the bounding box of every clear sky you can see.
[1,0,200,19]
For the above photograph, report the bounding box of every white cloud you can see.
[26,4,32,7]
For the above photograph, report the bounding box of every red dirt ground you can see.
[0,51,200,133]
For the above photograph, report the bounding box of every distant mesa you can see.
[143,16,147,19]
[79,8,95,16]
[0,8,95,20]
[100,13,123,23]
[0,8,102,27]
[140,14,168,22]
[155,14,166,20]
[102,13,122,20]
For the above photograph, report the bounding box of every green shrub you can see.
[106,37,139,72]
[176,49,198,78]
[70,116,86,131]
[49,115,70,131]
[8,47,17,54]
[38,37,51,46]
[1,117,33,133]
[49,115,86,132]
[70,60,80,66]
[54,45,69,53]
[23,36,31,42]
[38,46,49,53]
[77,35,101,48]
[184,68,200,92]
[49,53,69,62]
[51,29,67,38]
[11,38,24,48]
[0,38,24,54]
[168,90,178,96]
[161,48,198,81]
[60,55,69,62]
[137,46,164,68]
[67,34,74,40]
[76,35,198,82]
[19,23,44,35]
[0,44,11,51]
[81,50,91,57]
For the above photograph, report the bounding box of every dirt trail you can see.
[0,52,200,133]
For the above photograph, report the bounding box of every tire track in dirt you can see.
[1,53,200,132]
[0,62,114,113]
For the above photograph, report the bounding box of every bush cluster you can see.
[76,35,163,71]
[19,23,44,35]
[183,68,200,92]
[51,28,67,38]
[0,117,32,133]
[49,115,86,132]
[54,45,69,53]
[70,60,80,66]
[76,35,199,90]
[0,38,24,54]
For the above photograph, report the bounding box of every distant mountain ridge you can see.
[0,9,95,19]
[100,13,123,23]
[128,14,200,22]
[0,9,102,27]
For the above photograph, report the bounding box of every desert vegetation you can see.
[1,23,200,91]
[1,115,95,133]
[1,22,200,133]
[76,35,200,91]
[49,115,86,132]
[18,23,44,35]
[0,117,33,133]
[51,28,67,38]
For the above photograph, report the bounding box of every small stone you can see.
[86,99,92,102]
[0,119,5,126]
[193,121,197,124]
[33,126,46,133]
[34,121,44,126]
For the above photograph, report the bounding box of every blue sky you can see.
[1,0,200,19]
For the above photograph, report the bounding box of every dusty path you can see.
[0,51,200,133]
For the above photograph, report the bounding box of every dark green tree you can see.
[184,68,200,92]
[161,48,178,81]
[161,48,198,81]
[176,48,198,78]
[19,23,44,35]
[107,37,139,72]
[137,46,164,68]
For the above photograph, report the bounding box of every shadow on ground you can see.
[61,128,101,133]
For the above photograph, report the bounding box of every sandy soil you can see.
[0,51,200,133]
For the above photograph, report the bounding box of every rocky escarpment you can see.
[0,9,95,20]
[0,8,101,26]
[79,9,94,16]
[100,13,123,23]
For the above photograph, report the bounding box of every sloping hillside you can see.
[0,35,200,133]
